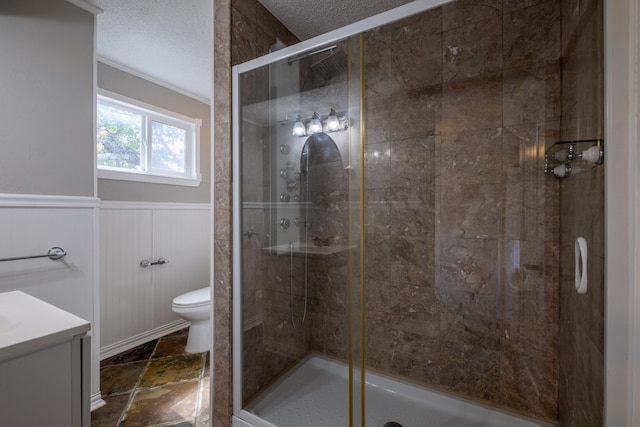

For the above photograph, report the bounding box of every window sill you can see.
[97,169,202,187]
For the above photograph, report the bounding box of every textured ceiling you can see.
[259,0,414,41]
[90,0,213,101]
[90,0,415,102]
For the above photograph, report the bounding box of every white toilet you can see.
[171,287,211,353]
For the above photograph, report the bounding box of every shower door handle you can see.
[574,237,587,294]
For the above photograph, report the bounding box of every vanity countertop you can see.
[0,290,90,363]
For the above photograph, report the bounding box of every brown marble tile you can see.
[390,84,441,140]
[100,360,147,396]
[101,340,157,367]
[438,288,502,347]
[139,354,204,388]
[365,100,393,143]
[214,239,232,301]
[443,16,503,82]
[123,381,199,427]
[365,233,391,282]
[435,237,500,294]
[437,128,503,185]
[213,84,230,133]
[366,323,440,382]
[388,6,443,43]
[255,27,274,59]
[366,281,439,332]
[442,0,502,30]
[388,185,435,237]
[439,329,502,398]
[214,182,232,240]
[390,136,436,188]
[503,1,561,69]
[502,122,547,183]
[440,73,502,134]
[231,7,256,66]
[154,333,189,358]
[503,61,561,126]
[500,340,559,419]
[365,188,391,235]
[391,32,442,92]
[502,240,535,295]
[233,0,256,21]
[240,66,270,108]
[388,235,434,286]
[90,393,130,427]
[503,0,550,12]
[365,142,390,189]
[437,184,505,239]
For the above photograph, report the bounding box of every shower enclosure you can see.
[232,1,604,426]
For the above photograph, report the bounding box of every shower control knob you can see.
[280,193,291,202]
[279,218,291,229]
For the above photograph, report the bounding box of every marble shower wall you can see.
[213,0,299,424]
[314,1,562,421]
[558,1,604,426]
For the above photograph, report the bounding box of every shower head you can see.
[310,48,347,82]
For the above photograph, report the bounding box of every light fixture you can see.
[308,112,323,134]
[292,115,306,137]
[326,108,340,131]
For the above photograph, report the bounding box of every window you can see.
[96,90,201,186]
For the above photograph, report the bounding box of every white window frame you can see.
[97,89,202,187]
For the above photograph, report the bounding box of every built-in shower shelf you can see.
[263,242,354,257]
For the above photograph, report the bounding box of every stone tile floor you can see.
[91,328,210,427]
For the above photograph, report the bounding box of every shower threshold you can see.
[237,355,554,427]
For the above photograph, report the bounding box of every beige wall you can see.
[97,62,211,203]
[0,0,94,197]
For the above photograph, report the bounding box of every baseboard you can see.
[90,394,106,412]
[99,320,190,360]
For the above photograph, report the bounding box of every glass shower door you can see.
[234,35,365,426]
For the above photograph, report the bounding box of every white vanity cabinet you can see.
[0,291,91,427]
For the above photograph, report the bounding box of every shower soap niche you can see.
[263,241,354,257]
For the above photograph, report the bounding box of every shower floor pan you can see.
[238,355,554,427]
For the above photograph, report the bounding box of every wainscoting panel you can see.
[99,208,153,347]
[0,194,100,407]
[99,202,210,356]
[153,208,211,328]
[0,204,95,323]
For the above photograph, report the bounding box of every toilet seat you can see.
[172,287,210,309]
